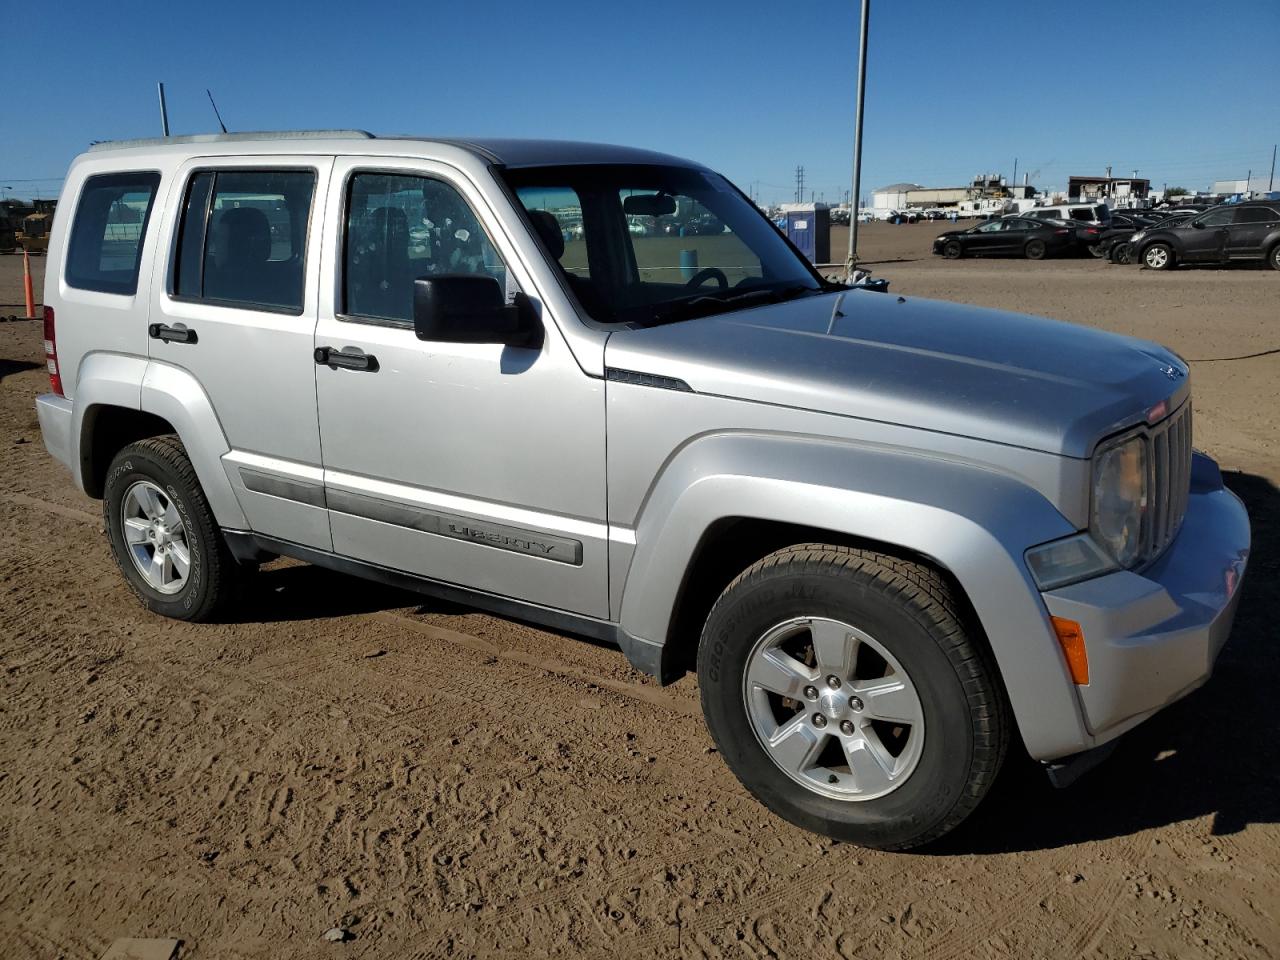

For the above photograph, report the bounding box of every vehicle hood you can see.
[933,230,967,240]
[604,290,1189,458]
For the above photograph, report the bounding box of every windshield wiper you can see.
[653,284,816,324]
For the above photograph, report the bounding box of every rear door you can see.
[148,156,335,549]
[1225,206,1279,259]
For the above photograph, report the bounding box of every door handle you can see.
[315,346,379,372]
[148,323,197,344]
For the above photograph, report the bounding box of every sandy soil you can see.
[1,238,1278,959]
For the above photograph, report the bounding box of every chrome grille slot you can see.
[1146,402,1192,561]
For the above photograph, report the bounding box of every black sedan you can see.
[932,217,1078,260]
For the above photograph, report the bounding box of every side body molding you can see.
[617,433,1089,760]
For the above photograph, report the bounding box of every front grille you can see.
[1147,401,1192,560]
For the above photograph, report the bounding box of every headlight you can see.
[1130,230,1147,242]
[1090,434,1148,567]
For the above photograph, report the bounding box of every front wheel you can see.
[1024,239,1047,260]
[1142,242,1175,270]
[103,435,240,621]
[697,544,1008,850]
[942,240,963,259]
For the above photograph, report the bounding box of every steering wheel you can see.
[684,267,729,291]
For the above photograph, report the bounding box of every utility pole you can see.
[1270,144,1276,192]
[845,0,871,278]
[157,82,170,137]
[1012,157,1017,187]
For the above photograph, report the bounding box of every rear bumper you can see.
[35,393,74,473]
[1040,453,1249,753]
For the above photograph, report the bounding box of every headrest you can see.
[526,210,565,260]
[213,206,271,266]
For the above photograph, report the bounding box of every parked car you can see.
[36,132,1249,851]
[1131,200,1280,270]
[933,216,1078,259]
[1107,213,1196,264]
[1085,212,1161,259]
[1022,203,1112,226]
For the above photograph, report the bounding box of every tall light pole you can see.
[845,0,871,280]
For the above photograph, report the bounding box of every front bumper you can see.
[35,393,75,473]
[1040,452,1249,751]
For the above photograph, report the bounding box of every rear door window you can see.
[1235,207,1278,224]
[65,171,161,295]
[174,169,316,313]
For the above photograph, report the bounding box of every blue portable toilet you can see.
[785,204,830,264]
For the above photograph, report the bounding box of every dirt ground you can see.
[1,233,1278,960]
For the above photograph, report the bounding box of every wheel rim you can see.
[1146,246,1168,268]
[742,617,926,801]
[121,480,190,595]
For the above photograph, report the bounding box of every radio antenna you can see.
[206,89,229,133]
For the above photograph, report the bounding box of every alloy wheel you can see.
[742,617,926,801]
[120,480,191,594]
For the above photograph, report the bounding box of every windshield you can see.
[501,164,823,325]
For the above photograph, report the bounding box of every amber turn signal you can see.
[1051,616,1089,685]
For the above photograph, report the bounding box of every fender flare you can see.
[72,353,247,529]
[617,432,1090,760]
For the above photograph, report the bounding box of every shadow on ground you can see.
[939,469,1280,854]
[0,358,40,383]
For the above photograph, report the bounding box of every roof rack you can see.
[87,130,376,152]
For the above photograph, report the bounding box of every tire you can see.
[1269,243,1280,272]
[697,544,1008,850]
[103,435,240,621]
[1087,243,1104,258]
[1142,242,1175,270]
[1109,242,1133,265]
[942,240,963,259]
[1024,239,1047,260]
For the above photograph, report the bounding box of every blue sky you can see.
[3,0,1278,204]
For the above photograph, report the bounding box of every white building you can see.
[1210,176,1275,196]
[871,183,921,212]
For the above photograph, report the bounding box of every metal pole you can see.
[1269,144,1275,192]
[157,82,170,137]
[845,0,870,279]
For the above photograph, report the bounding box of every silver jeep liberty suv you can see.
[36,132,1250,849]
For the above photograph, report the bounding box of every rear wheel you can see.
[1025,239,1047,260]
[1087,243,1105,258]
[1109,242,1133,265]
[1143,242,1175,270]
[1269,243,1280,271]
[103,435,240,621]
[697,544,1008,850]
[942,240,963,259]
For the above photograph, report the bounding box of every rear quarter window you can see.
[65,171,161,295]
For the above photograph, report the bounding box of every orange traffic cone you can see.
[23,249,37,320]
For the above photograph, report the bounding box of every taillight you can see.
[43,305,63,397]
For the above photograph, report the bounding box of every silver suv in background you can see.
[36,132,1250,849]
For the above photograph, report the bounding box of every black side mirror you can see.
[412,275,542,348]
[1190,220,1204,229]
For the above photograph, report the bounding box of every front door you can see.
[148,157,334,550]
[313,157,609,618]
[1180,207,1233,262]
